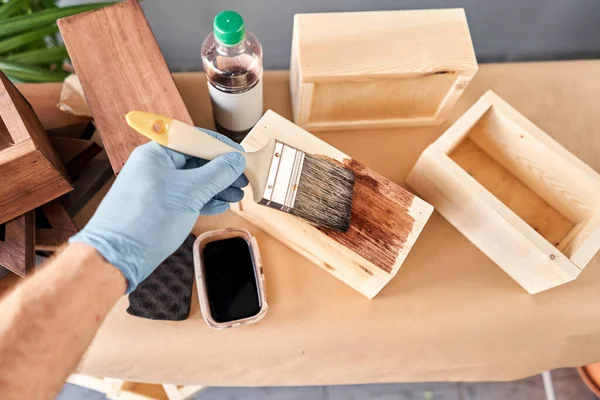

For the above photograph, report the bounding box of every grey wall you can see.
[64,0,600,71]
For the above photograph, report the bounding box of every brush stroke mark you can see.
[318,158,416,273]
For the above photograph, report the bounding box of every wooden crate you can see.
[290,9,478,131]
[406,91,600,294]
[231,110,433,299]
[0,72,72,225]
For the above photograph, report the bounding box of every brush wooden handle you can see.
[167,120,242,159]
[125,111,276,203]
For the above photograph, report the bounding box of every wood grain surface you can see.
[0,72,72,225]
[0,212,35,277]
[58,0,192,173]
[408,90,600,294]
[290,9,478,130]
[233,110,433,298]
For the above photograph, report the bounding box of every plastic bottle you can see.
[201,11,263,143]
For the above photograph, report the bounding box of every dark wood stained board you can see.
[58,0,193,174]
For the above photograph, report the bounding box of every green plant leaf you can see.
[0,2,114,37]
[5,44,67,63]
[0,0,30,20]
[4,71,27,84]
[0,59,67,82]
[0,24,57,54]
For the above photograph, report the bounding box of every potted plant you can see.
[0,0,113,82]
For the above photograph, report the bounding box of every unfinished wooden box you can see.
[231,110,433,298]
[290,9,478,131]
[407,91,600,294]
[0,72,72,225]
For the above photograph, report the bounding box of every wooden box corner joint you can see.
[232,110,434,298]
[58,0,192,174]
[0,71,72,225]
[407,90,600,294]
[290,9,478,131]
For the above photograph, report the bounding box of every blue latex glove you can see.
[70,128,247,293]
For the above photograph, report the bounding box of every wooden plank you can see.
[58,0,193,174]
[407,91,600,294]
[50,136,103,180]
[0,71,73,225]
[0,211,35,277]
[290,9,478,130]
[36,200,78,252]
[232,110,433,298]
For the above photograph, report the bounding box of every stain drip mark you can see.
[318,158,416,274]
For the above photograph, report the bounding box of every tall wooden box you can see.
[0,72,72,225]
[231,110,433,299]
[290,9,478,131]
[407,91,600,294]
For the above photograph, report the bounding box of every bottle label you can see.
[208,79,263,133]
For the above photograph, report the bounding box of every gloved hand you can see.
[70,128,247,293]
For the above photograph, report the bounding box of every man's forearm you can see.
[0,243,126,400]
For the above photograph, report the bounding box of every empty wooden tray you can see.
[407,91,600,294]
[232,110,433,298]
[290,9,478,131]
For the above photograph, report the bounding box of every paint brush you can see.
[126,111,355,231]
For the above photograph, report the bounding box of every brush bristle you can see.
[290,154,355,232]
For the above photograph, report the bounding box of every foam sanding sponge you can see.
[127,235,195,321]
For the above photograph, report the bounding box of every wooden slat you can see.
[36,200,78,252]
[50,136,103,180]
[0,211,35,277]
[58,0,193,174]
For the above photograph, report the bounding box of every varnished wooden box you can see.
[0,72,72,225]
[231,110,433,299]
[290,9,478,131]
[407,91,600,294]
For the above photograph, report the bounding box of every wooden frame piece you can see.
[36,200,78,252]
[64,150,113,217]
[290,9,478,131]
[0,211,35,277]
[58,0,193,174]
[50,136,102,180]
[232,110,433,298]
[407,90,600,294]
[0,71,72,224]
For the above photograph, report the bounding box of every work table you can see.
[8,60,600,386]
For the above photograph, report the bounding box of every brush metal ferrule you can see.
[259,140,305,212]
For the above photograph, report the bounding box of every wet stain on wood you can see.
[318,158,416,273]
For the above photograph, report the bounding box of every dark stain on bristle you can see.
[318,158,416,274]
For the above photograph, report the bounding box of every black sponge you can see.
[127,235,195,321]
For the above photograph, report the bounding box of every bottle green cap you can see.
[214,10,246,46]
